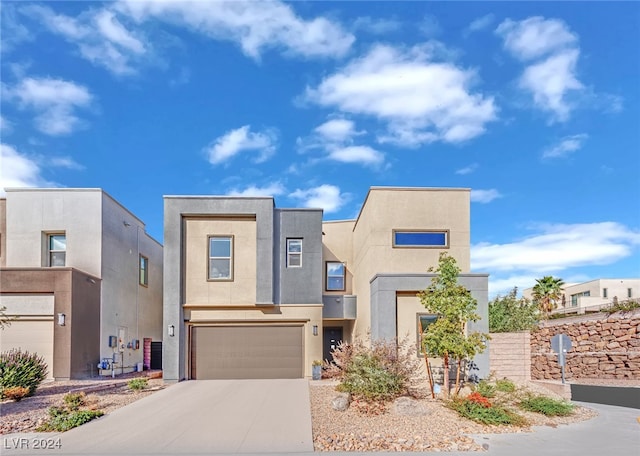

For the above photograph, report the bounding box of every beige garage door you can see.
[191,325,304,379]
[0,320,54,379]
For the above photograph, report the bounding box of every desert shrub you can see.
[38,408,104,432]
[0,349,48,398]
[489,287,539,332]
[475,379,496,398]
[495,378,517,393]
[519,395,574,416]
[448,395,527,426]
[337,352,403,401]
[2,386,30,401]
[64,392,86,411]
[127,378,148,391]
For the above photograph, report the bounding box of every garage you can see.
[0,320,54,379]
[190,325,304,379]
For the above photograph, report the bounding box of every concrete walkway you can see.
[2,379,313,455]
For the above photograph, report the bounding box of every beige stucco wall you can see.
[321,220,355,296]
[184,217,257,306]
[186,304,323,377]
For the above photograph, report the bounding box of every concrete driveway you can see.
[3,379,313,455]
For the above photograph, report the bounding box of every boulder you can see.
[331,392,351,411]
[391,396,430,417]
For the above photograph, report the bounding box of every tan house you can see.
[0,189,163,380]
[163,187,489,381]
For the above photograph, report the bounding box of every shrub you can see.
[495,378,517,393]
[0,349,48,398]
[128,378,148,391]
[337,352,403,401]
[475,379,496,398]
[489,287,539,332]
[64,392,86,411]
[38,408,104,432]
[519,395,574,416]
[448,396,527,426]
[2,386,30,401]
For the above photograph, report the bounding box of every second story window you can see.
[208,236,233,280]
[139,255,149,286]
[603,288,608,298]
[393,230,449,248]
[48,234,66,267]
[326,262,345,291]
[287,239,302,267]
[628,288,633,298]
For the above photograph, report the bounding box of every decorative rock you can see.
[391,396,430,416]
[331,392,351,411]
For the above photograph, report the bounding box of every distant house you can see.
[0,189,163,380]
[163,187,489,381]
[523,278,640,315]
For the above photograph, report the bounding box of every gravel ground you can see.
[0,373,165,435]
[310,381,598,452]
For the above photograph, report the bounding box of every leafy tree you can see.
[489,287,539,332]
[531,276,565,319]
[0,306,16,330]
[418,253,489,397]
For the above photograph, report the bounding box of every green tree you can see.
[531,276,565,319]
[418,253,489,397]
[0,306,16,330]
[489,287,539,332]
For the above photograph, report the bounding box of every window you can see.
[570,291,590,307]
[603,288,608,298]
[628,288,633,298]
[208,236,233,280]
[416,314,438,356]
[326,262,345,291]
[139,255,148,286]
[287,239,302,268]
[393,230,449,248]
[48,234,66,266]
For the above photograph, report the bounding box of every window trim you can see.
[286,238,302,268]
[207,235,234,282]
[47,233,66,267]
[416,313,438,357]
[392,229,450,249]
[139,254,149,287]
[325,261,346,292]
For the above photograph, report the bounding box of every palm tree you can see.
[532,276,565,319]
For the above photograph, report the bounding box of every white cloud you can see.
[118,0,354,60]
[314,119,360,142]
[470,189,502,203]
[472,222,640,274]
[352,16,400,35]
[543,134,588,159]
[519,49,583,122]
[305,43,497,147]
[0,143,53,195]
[465,14,495,35]
[26,5,147,76]
[419,15,442,38]
[4,77,93,136]
[205,125,278,165]
[289,184,347,213]
[48,156,85,170]
[455,163,478,175]
[227,182,286,197]
[0,115,12,133]
[1,4,33,53]
[496,16,577,61]
[327,146,384,166]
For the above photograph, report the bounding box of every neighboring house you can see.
[163,187,489,381]
[0,189,163,380]
[523,279,640,315]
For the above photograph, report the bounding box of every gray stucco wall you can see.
[369,273,490,379]
[162,196,275,381]
[275,209,323,305]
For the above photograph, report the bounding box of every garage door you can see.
[0,320,54,379]
[191,325,304,379]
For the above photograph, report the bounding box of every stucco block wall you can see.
[489,332,531,382]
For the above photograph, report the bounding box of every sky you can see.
[1,1,639,297]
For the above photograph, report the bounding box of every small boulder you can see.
[331,392,351,411]
[391,396,430,416]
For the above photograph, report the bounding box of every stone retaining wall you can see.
[531,310,640,380]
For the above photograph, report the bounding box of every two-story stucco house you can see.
[163,187,489,381]
[0,189,163,380]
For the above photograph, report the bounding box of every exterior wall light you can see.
[312,325,318,336]
[57,313,66,326]
[168,325,175,337]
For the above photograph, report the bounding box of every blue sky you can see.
[1,1,639,296]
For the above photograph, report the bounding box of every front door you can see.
[323,327,343,362]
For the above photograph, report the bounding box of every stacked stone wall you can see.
[530,310,640,380]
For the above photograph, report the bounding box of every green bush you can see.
[448,396,527,426]
[0,349,48,398]
[38,408,104,432]
[489,287,539,332]
[519,395,574,416]
[495,378,517,393]
[475,379,496,398]
[337,352,404,402]
[63,392,86,411]
[128,378,148,391]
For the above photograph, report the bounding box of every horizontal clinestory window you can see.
[393,230,449,249]
[208,235,233,281]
